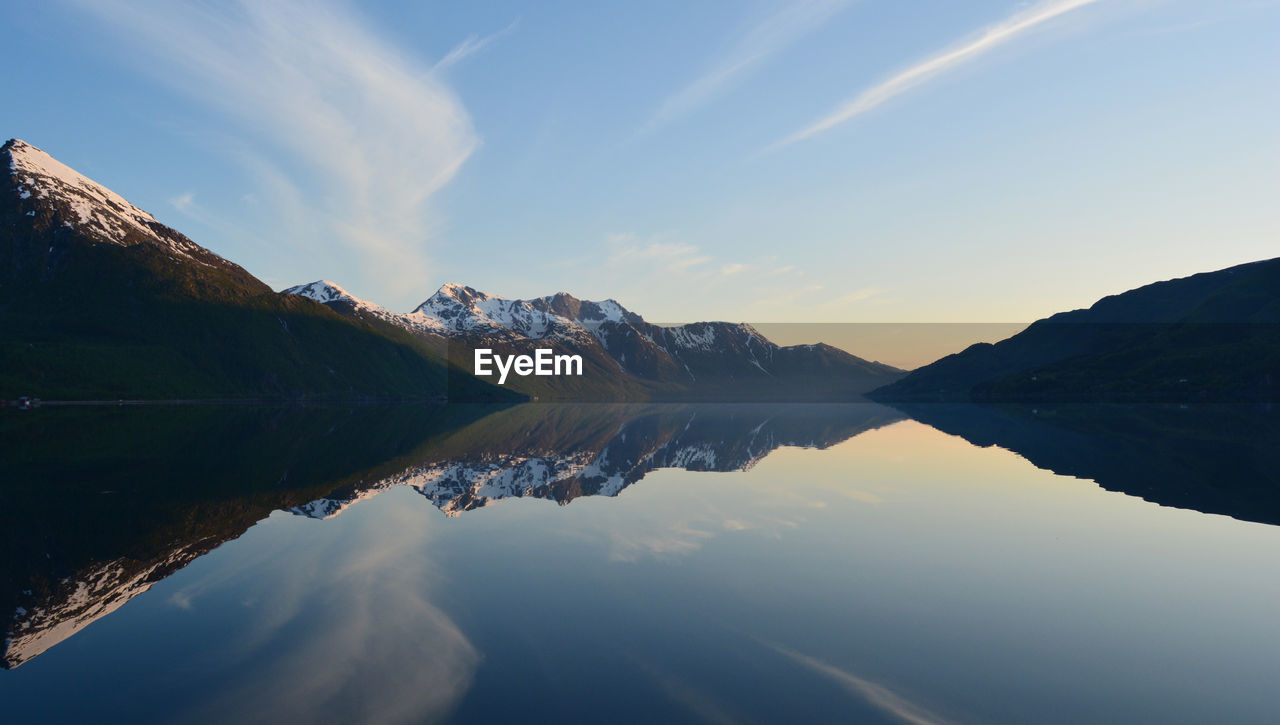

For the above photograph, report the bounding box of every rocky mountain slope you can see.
[286,280,905,400]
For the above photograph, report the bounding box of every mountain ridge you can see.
[284,279,905,400]
[870,257,1280,401]
[1,138,513,401]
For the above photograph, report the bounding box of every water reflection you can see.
[1,400,1277,723]
[891,403,1280,526]
[292,403,905,519]
[0,403,901,669]
[169,502,481,724]
[0,404,495,669]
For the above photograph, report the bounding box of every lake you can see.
[2,403,1278,723]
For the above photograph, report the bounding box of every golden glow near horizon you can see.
[749,322,1029,369]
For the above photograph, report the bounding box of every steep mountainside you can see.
[0,139,509,401]
[286,281,905,400]
[871,258,1280,401]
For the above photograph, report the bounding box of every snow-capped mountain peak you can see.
[283,279,446,333]
[284,280,384,313]
[6,139,157,231]
[410,283,571,339]
[432,282,492,305]
[528,291,637,328]
[4,138,220,264]
[286,279,645,345]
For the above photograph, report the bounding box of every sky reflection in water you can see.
[2,405,1278,724]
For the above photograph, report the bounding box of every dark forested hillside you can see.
[0,139,514,401]
[871,258,1280,401]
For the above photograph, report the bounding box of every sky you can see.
[2,0,1277,322]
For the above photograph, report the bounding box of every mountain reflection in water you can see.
[1,399,1276,703]
[891,403,1280,527]
[0,403,901,668]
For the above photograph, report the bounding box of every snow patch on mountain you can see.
[411,283,567,339]
[283,280,446,333]
[5,139,213,263]
[3,139,248,274]
[282,280,389,313]
[279,278,901,387]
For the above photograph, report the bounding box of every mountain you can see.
[0,139,511,401]
[871,258,1280,401]
[286,280,905,400]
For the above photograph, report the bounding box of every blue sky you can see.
[3,0,1277,321]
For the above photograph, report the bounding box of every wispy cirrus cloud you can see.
[73,0,480,297]
[771,0,1107,150]
[434,21,519,71]
[607,234,713,273]
[169,191,198,215]
[647,0,856,131]
[765,642,956,725]
[599,233,880,321]
[826,287,882,306]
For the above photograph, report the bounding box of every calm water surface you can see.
[2,403,1278,723]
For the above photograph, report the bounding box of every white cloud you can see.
[746,284,885,318]
[608,235,713,273]
[648,0,855,129]
[76,0,479,295]
[766,642,956,725]
[169,191,197,214]
[435,21,518,71]
[772,0,1107,149]
[827,287,882,306]
[764,264,800,278]
[595,234,879,321]
[750,282,827,310]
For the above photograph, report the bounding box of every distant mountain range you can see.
[1,139,900,401]
[284,280,904,400]
[5,138,1278,401]
[871,258,1280,401]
